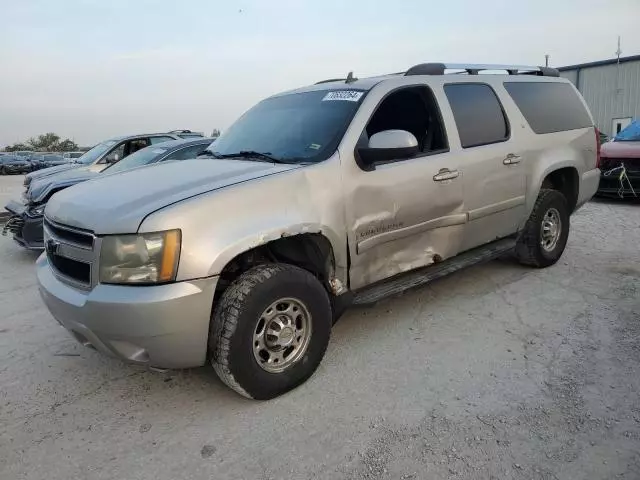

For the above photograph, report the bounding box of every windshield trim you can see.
[204,89,368,164]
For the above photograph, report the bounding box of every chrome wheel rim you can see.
[253,297,312,373]
[541,207,562,252]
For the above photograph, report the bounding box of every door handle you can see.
[433,168,459,182]
[503,153,522,165]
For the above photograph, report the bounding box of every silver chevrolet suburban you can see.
[37,63,601,399]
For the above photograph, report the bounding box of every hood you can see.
[26,163,81,182]
[45,159,299,234]
[28,166,99,204]
[601,141,640,159]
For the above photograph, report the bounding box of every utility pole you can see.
[615,36,622,94]
[545,54,549,67]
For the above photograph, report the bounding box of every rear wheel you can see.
[210,264,332,399]
[516,189,570,267]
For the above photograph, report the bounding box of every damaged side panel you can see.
[344,157,466,290]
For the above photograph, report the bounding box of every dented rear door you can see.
[345,151,465,289]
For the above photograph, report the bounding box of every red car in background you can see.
[597,120,640,198]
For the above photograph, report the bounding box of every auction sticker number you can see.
[322,91,364,102]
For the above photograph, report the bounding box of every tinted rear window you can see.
[444,83,509,148]
[503,82,592,134]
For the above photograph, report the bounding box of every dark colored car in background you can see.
[62,151,85,161]
[27,154,69,170]
[41,154,69,168]
[3,137,212,249]
[0,155,31,174]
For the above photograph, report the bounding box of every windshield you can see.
[205,89,365,163]
[77,140,117,164]
[102,145,168,174]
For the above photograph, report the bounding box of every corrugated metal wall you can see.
[560,60,640,137]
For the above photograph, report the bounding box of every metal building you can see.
[559,54,640,138]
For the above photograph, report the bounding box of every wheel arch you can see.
[540,166,579,213]
[528,158,580,217]
[209,228,347,299]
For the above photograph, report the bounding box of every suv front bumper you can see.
[36,253,218,369]
[3,200,44,249]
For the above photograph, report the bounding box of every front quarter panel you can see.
[138,156,348,283]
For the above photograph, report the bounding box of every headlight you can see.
[27,204,45,217]
[99,230,181,285]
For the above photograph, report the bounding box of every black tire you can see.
[0,166,4,175]
[516,189,570,268]
[210,263,332,400]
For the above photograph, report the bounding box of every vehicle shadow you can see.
[591,195,640,205]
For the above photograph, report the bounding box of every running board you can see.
[353,238,516,305]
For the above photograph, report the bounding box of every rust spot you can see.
[432,254,443,263]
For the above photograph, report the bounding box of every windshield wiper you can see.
[216,151,293,164]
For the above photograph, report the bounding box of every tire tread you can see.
[210,264,284,398]
[516,188,568,267]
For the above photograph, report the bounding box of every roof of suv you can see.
[277,63,564,97]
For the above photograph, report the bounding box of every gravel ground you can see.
[0,174,24,218]
[0,195,638,480]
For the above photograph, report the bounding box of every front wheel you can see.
[210,264,332,400]
[516,189,570,268]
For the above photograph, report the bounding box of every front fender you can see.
[138,158,348,284]
[203,222,342,277]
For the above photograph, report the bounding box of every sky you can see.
[1,0,639,147]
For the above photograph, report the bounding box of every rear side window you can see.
[503,82,592,134]
[444,83,509,148]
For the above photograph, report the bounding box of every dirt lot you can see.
[0,174,638,479]
[0,174,23,218]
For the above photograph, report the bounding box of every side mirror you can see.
[357,130,419,167]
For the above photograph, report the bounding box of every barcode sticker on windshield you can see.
[322,91,363,102]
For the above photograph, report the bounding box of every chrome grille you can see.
[43,218,98,289]
[600,158,640,175]
[44,218,94,249]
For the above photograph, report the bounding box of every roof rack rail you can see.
[405,63,560,77]
[315,78,346,85]
[315,71,359,85]
[313,63,559,85]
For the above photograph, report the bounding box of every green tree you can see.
[27,132,61,151]
[2,133,79,152]
[55,139,79,152]
[3,143,32,152]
